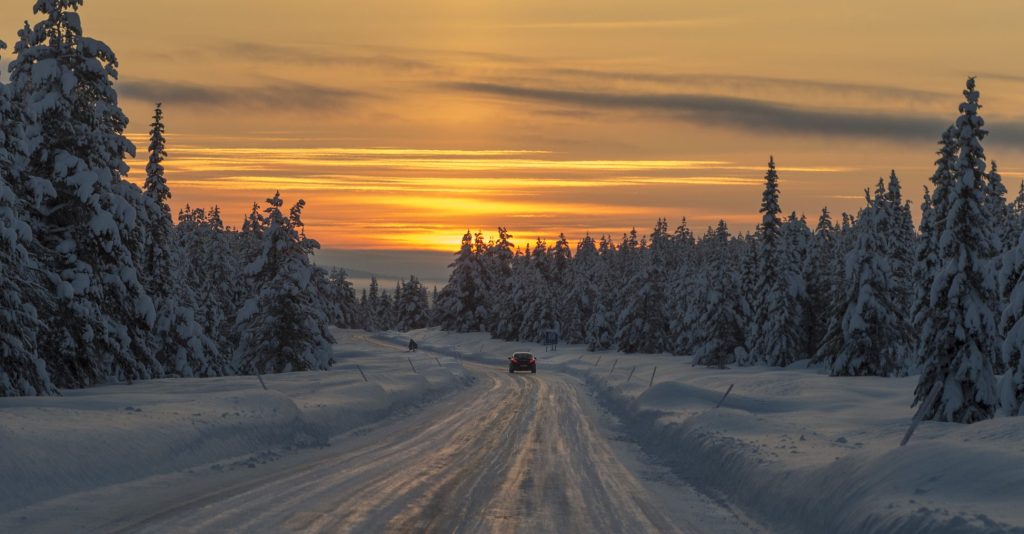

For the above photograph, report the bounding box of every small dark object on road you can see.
[408,339,418,352]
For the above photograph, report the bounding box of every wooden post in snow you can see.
[356,364,368,382]
[900,382,942,447]
[408,357,417,373]
[435,357,443,367]
[715,384,734,408]
[608,359,619,376]
[594,355,603,367]
[256,372,268,391]
[648,366,658,388]
[627,366,636,382]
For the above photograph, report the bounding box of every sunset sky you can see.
[3,0,1024,280]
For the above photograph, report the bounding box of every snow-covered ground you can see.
[4,327,1022,533]
[403,328,1024,534]
[0,330,471,512]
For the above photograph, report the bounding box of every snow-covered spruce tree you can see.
[378,289,395,331]
[322,267,358,328]
[692,221,745,367]
[585,236,616,351]
[484,227,515,333]
[750,158,805,366]
[0,49,56,396]
[363,276,382,331]
[10,0,162,387]
[519,240,560,342]
[805,207,838,356]
[138,104,221,377]
[177,205,244,358]
[436,231,489,332]
[562,234,599,344]
[816,185,912,376]
[616,247,668,354]
[395,276,431,331]
[233,193,334,373]
[914,78,999,423]
[492,249,529,341]
[910,127,958,372]
[882,171,916,326]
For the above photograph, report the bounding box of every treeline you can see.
[0,1,358,396]
[351,276,435,332]
[437,78,1024,423]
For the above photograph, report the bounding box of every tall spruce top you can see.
[759,156,782,245]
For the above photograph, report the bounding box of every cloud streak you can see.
[443,82,1024,145]
[223,42,436,71]
[119,79,367,112]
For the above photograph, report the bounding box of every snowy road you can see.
[4,341,756,534]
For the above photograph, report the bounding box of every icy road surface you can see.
[4,341,758,533]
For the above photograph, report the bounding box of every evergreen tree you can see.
[139,104,220,377]
[436,231,489,332]
[750,157,804,366]
[817,186,912,376]
[615,248,667,353]
[0,49,55,396]
[10,0,161,387]
[395,276,431,331]
[914,78,999,423]
[692,221,744,367]
[233,193,334,373]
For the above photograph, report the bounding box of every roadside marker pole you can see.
[594,355,603,367]
[578,354,584,360]
[648,366,658,388]
[626,366,636,382]
[608,359,619,376]
[356,364,368,382]
[256,372,268,391]
[715,384,734,408]
[408,357,417,373]
[435,357,443,367]
[900,382,943,447]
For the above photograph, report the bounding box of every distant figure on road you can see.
[409,339,418,352]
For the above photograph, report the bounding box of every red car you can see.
[508,352,537,373]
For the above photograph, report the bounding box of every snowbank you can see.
[0,330,471,510]
[401,328,1024,534]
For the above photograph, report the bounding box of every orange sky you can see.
[3,0,1024,260]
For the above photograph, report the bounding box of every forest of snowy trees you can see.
[0,1,384,396]
[437,78,1024,424]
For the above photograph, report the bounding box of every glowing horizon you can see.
[4,0,1022,254]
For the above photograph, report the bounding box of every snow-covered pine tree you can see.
[138,104,220,377]
[492,248,529,340]
[323,267,358,328]
[562,234,598,344]
[395,276,431,331]
[519,239,560,342]
[914,78,1000,423]
[615,246,668,354]
[750,158,805,366]
[10,0,162,387]
[233,192,334,373]
[436,230,489,332]
[585,236,616,351]
[484,227,515,334]
[0,47,56,396]
[378,289,395,331]
[805,207,837,356]
[692,221,745,367]
[817,184,912,376]
[364,276,382,331]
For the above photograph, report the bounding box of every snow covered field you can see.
[0,330,471,513]
[403,328,1024,533]
[4,327,1023,533]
